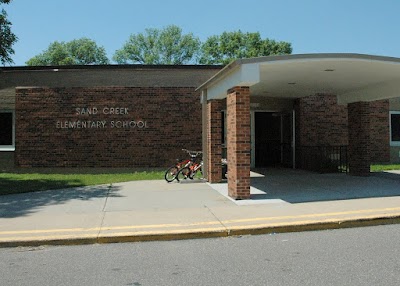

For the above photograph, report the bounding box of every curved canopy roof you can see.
[197,53,400,104]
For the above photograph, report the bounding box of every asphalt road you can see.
[1,224,400,286]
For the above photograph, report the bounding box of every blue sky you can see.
[4,0,400,66]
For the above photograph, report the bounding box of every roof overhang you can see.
[197,53,400,104]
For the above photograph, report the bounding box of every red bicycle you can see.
[164,149,199,182]
[176,151,203,182]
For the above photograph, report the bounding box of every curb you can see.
[2,215,400,248]
[228,215,400,236]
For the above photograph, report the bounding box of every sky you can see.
[4,0,400,66]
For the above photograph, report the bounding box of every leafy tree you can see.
[26,38,109,66]
[0,0,17,65]
[200,30,292,65]
[113,25,201,65]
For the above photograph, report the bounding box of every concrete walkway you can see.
[0,169,400,247]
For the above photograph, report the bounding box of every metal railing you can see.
[296,145,348,173]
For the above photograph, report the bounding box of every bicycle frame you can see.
[164,149,202,183]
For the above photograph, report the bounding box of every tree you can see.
[199,30,292,65]
[0,0,17,65]
[26,38,109,66]
[113,25,201,65]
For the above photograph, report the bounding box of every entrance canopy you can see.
[197,53,400,104]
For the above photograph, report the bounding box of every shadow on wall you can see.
[0,152,14,172]
[0,182,123,218]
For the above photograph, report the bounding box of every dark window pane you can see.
[391,114,400,142]
[0,113,13,145]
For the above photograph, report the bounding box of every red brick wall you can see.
[207,99,223,183]
[15,87,202,168]
[227,87,251,199]
[348,102,371,176]
[295,94,389,163]
[369,100,390,163]
[295,94,348,146]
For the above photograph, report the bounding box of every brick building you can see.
[1,54,400,200]
[198,54,400,199]
[0,65,221,169]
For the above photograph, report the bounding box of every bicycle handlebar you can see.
[182,149,203,157]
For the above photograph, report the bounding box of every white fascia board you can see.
[207,63,260,100]
[337,79,400,104]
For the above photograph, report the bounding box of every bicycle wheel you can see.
[190,165,203,179]
[164,166,179,182]
[176,167,191,182]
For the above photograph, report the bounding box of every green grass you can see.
[371,164,400,172]
[0,171,164,196]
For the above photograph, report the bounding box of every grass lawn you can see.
[0,171,165,196]
[371,164,400,172]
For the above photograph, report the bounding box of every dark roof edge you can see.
[0,64,224,72]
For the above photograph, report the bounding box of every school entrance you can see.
[252,112,293,168]
[201,54,398,199]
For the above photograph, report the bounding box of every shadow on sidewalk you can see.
[0,179,123,218]
[248,169,400,203]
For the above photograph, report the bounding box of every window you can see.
[390,111,400,146]
[0,111,15,150]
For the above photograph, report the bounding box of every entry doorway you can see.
[253,112,292,168]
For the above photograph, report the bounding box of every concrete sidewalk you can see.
[1,170,400,247]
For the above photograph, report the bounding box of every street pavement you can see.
[0,169,400,247]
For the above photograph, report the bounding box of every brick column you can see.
[348,102,370,176]
[227,86,251,199]
[369,100,390,163]
[207,99,223,183]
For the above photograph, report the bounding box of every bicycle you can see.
[176,151,203,182]
[164,149,200,182]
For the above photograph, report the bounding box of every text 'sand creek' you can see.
[56,107,148,129]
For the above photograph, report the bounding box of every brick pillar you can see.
[369,100,390,163]
[207,99,223,183]
[227,86,251,199]
[348,102,370,176]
